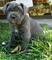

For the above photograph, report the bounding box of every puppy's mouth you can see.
[10,20,21,25]
[11,20,16,24]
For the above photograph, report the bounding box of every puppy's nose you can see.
[11,15,16,19]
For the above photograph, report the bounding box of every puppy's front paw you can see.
[2,42,6,46]
[2,41,11,49]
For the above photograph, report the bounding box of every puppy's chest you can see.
[15,29,18,33]
[13,26,22,34]
[14,26,18,33]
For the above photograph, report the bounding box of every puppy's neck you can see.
[19,15,29,26]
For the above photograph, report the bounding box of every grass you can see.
[0,22,52,60]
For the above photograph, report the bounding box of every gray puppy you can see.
[2,1,44,50]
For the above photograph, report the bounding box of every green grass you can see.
[0,23,52,60]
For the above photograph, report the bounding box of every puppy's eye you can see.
[7,8,11,11]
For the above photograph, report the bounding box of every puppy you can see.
[2,1,44,51]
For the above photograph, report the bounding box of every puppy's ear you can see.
[2,2,10,14]
[20,3,28,15]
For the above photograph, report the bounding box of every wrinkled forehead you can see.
[9,1,20,7]
[7,1,22,11]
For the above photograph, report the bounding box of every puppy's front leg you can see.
[5,24,16,48]
[5,32,15,48]
[21,36,29,51]
[20,30,31,51]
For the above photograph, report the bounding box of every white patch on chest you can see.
[14,26,18,33]
[15,29,18,33]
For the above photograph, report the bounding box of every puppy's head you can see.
[2,1,28,25]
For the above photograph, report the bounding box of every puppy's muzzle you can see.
[10,14,17,19]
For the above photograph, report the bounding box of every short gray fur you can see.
[2,1,44,51]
